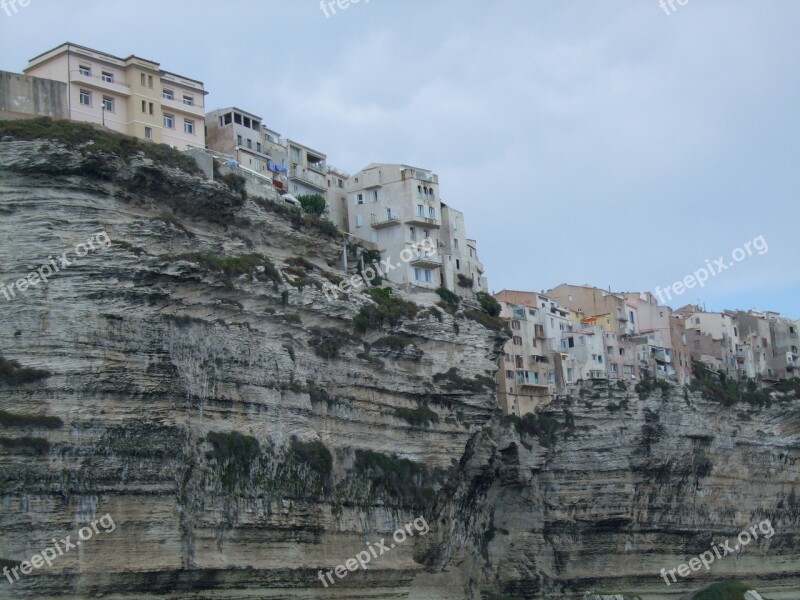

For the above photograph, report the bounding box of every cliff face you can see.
[0,138,798,600]
[416,387,800,600]
[0,140,504,599]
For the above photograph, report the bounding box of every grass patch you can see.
[433,367,494,392]
[290,437,333,480]
[178,252,281,287]
[309,327,353,359]
[0,411,63,429]
[206,431,260,491]
[353,288,419,334]
[693,581,752,600]
[436,287,460,312]
[464,309,508,333]
[635,377,672,399]
[0,356,51,385]
[0,117,202,175]
[502,411,573,449]
[0,436,51,455]
[396,405,439,427]
[373,335,417,350]
[354,449,438,507]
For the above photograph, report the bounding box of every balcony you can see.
[410,253,442,269]
[534,326,547,339]
[371,214,401,229]
[289,168,327,191]
[161,95,205,117]
[70,70,131,97]
[406,215,441,228]
[516,371,548,388]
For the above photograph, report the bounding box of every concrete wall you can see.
[0,71,68,119]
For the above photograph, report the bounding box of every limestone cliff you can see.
[0,131,798,600]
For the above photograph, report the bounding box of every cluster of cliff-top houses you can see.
[0,42,486,300]
[1,43,798,417]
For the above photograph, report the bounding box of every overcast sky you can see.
[1,0,798,317]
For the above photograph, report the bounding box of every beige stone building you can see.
[345,163,485,294]
[24,42,207,149]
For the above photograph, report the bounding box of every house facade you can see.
[24,42,206,149]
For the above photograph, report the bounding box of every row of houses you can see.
[0,42,487,299]
[495,284,800,416]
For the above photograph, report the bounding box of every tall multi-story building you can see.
[494,291,565,415]
[346,163,484,293]
[325,166,350,231]
[24,42,207,149]
[439,204,487,298]
[766,314,800,380]
[675,305,741,380]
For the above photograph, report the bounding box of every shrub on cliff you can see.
[0,356,51,385]
[353,288,419,334]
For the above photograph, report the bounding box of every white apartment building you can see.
[346,164,445,290]
[560,312,608,386]
[440,204,488,298]
[25,42,207,149]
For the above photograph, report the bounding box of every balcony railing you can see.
[70,70,131,96]
[406,215,441,228]
[371,214,401,229]
[289,168,327,191]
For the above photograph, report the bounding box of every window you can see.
[409,227,416,241]
[163,114,174,129]
[567,368,574,382]
[424,229,430,239]
[355,215,363,228]
[515,356,524,368]
[694,317,701,324]
[247,138,252,149]
[610,363,618,373]
[513,336,522,346]
[386,208,393,220]
[559,323,565,331]
[693,340,701,350]
[456,259,460,270]
[623,365,634,375]
[184,119,195,134]
[237,135,243,146]
[356,193,364,204]
[579,336,585,345]
[428,206,435,219]
[102,96,114,112]
[163,89,174,100]
[511,320,521,330]
[79,89,91,106]
[140,73,146,86]
[413,268,433,283]
[144,127,153,139]
[182,95,194,106]
[417,204,424,216]
[505,353,511,362]
[141,100,147,113]
[454,239,459,249]
[79,65,91,76]
[148,75,153,88]
[372,190,379,202]
[256,142,262,153]
[149,102,154,115]
[101,71,114,83]
[629,311,635,324]
[506,370,514,378]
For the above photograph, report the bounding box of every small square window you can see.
[79,65,91,77]
[102,96,114,112]
[163,114,174,129]
[79,89,91,106]
[184,119,195,134]
[144,127,153,139]
[101,71,114,83]
[163,89,174,101]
